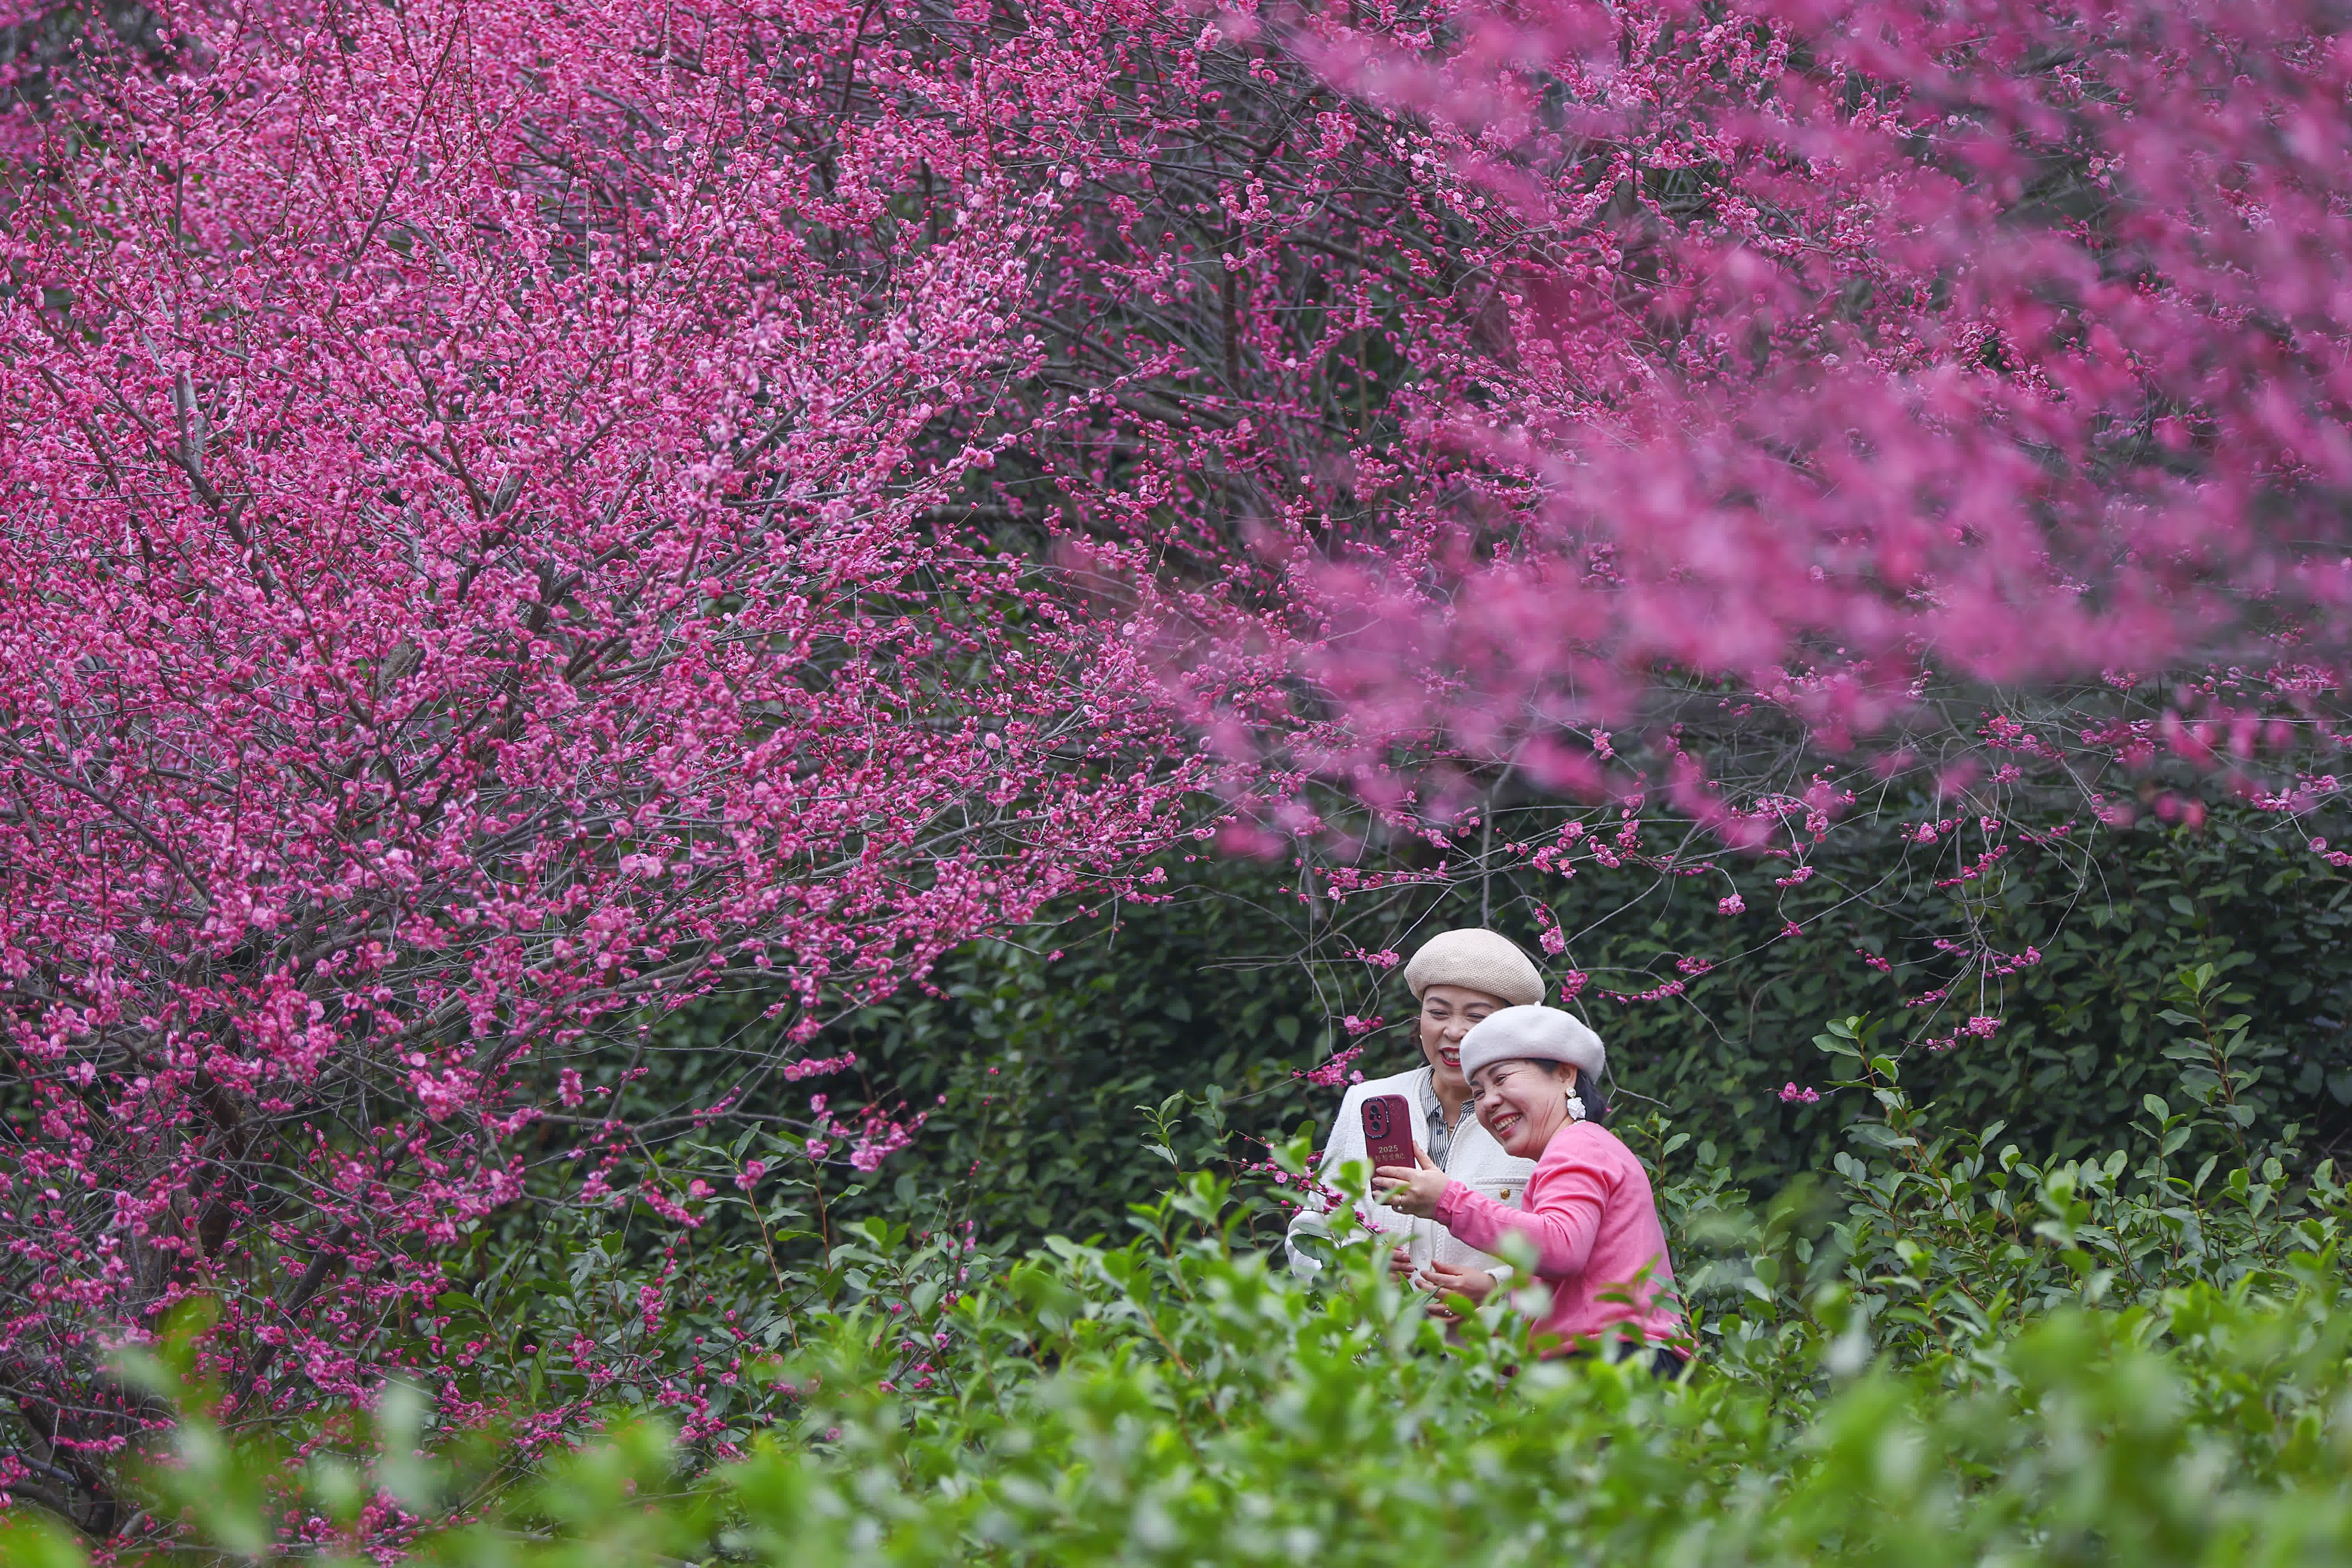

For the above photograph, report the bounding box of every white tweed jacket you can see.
[1283,1065,1536,1281]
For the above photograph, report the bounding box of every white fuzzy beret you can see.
[1457,1005,1606,1083]
[1401,927,1544,1008]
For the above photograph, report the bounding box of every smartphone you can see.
[1359,1093,1416,1172]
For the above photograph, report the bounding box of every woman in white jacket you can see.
[1285,928,1543,1310]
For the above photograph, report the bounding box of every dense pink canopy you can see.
[1154,0,2352,807]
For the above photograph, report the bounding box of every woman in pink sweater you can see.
[1376,1005,1690,1370]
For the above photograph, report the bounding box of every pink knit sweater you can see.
[1432,1119,1688,1357]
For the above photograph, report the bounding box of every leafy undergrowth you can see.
[9,1010,2352,1566]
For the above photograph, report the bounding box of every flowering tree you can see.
[0,0,1239,1526]
[1074,0,2352,1081]
[1173,0,2352,800]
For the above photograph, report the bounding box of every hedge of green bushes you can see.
[654,802,2352,1252]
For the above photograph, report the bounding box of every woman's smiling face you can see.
[1417,984,1506,1098]
[1469,1057,1578,1159]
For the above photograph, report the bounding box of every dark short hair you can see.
[1561,1060,1611,1126]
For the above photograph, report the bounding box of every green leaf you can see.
[0,1513,88,1568]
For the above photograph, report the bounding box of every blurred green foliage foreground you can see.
[11,1004,2352,1568]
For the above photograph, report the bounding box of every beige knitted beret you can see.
[1458,1004,1606,1082]
[1401,927,1544,1007]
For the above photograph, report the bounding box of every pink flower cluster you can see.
[1296,1043,1369,1088]
[804,1097,929,1175]
[1924,1016,2007,1054]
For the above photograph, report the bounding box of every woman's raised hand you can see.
[1416,1261,1499,1322]
[1374,1146,1448,1218]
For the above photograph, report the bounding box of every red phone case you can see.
[1359,1093,1416,1173]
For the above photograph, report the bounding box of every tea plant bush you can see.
[15,997,2352,1566]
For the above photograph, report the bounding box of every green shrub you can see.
[18,1004,2352,1567]
[669,804,2352,1256]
